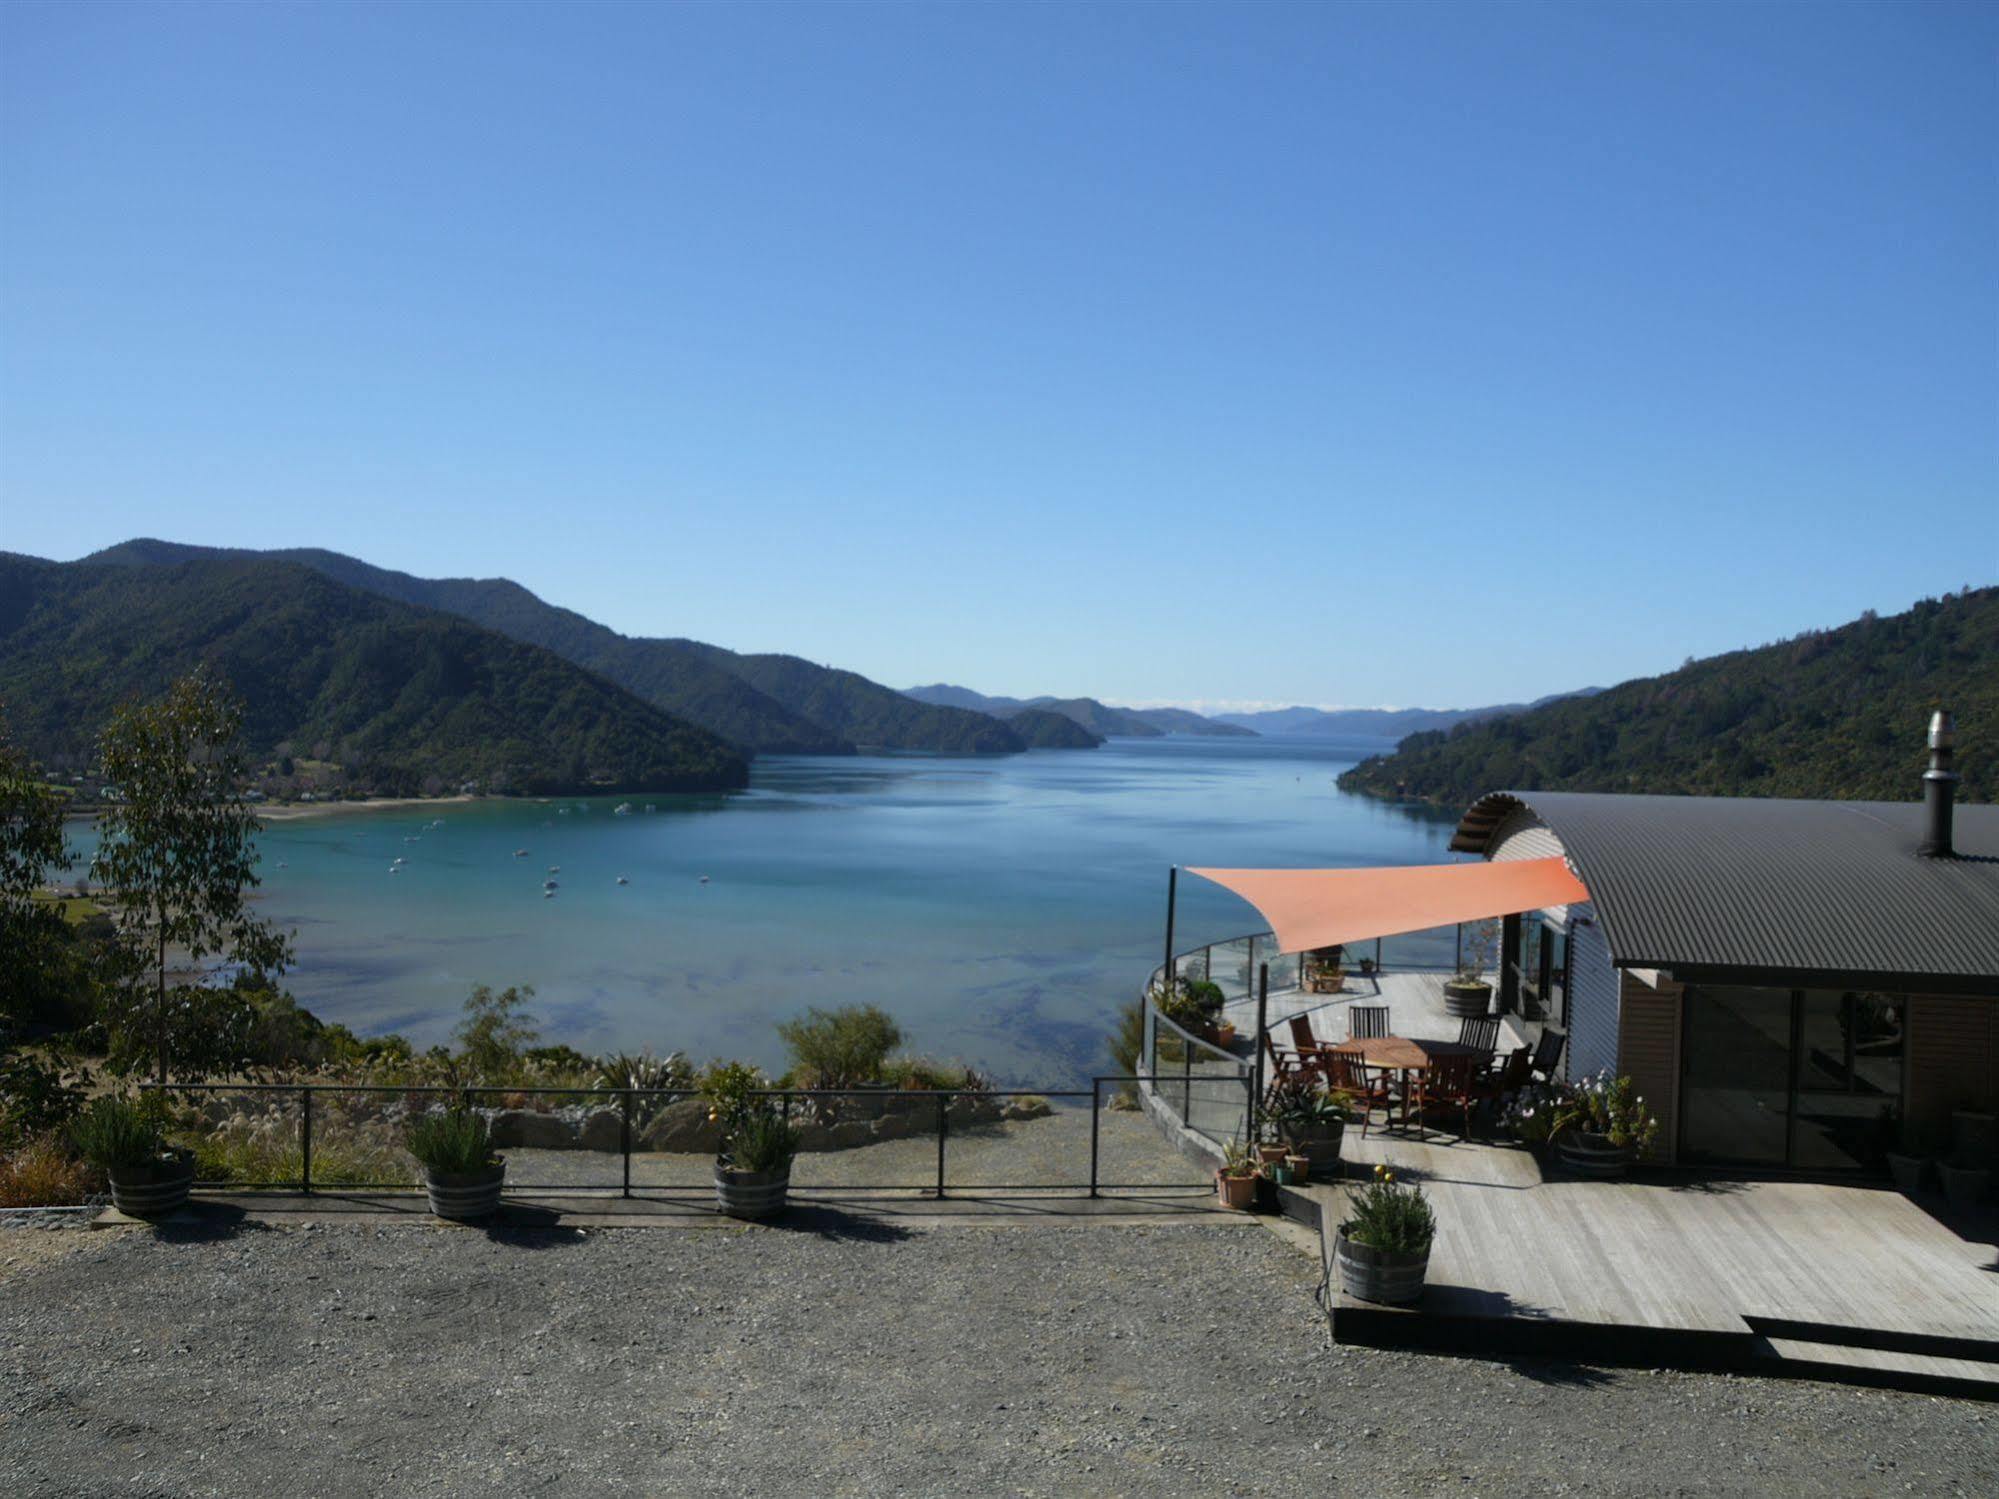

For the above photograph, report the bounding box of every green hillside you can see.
[674,645,1026,753]
[0,554,749,795]
[83,540,851,755]
[1337,589,1998,806]
[1007,708,1104,748]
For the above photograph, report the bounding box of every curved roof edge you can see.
[1450,791,1534,855]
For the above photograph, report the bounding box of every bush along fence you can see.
[134,1076,1237,1200]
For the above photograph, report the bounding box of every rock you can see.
[578,1110,624,1153]
[1003,1098,1054,1122]
[638,1099,721,1155]
[492,1111,578,1150]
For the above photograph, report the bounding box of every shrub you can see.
[1344,1162,1435,1254]
[454,984,539,1081]
[1105,996,1145,1105]
[0,1135,101,1206]
[405,1109,498,1176]
[594,1049,694,1127]
[879,1057,989,1092]
[722,1102,799,1174]
[0,1051,93,1146]
[698,1060,767,1128]
[71,1094,163,1169]
[777,1004,903,1089]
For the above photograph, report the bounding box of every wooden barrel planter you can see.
[107,1151,194,1219]
[1442,980,1492,1019]
[1334,1225,1430,1305]
[1555,1130,1633,1179]
[425,1162,507,1221]
[1292,1121,1345,1180]
[715,1165,790,1220]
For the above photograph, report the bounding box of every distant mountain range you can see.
[0,552,748,795]
[74,540,1027,756]
[902,684,1255,739]
[1213,694,1597,740]
[1337,589,1997,804]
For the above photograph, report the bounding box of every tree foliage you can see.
[1338,589,1998,806]
[0,708,73,1032]
[90,671,294,1080]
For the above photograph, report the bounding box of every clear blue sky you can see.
[2,1,1992,711]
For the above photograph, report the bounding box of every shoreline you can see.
[255,793,479,823]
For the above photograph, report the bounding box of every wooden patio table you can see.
[1323,1036,1488,1133]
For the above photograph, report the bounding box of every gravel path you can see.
[2,1217,1992,1497]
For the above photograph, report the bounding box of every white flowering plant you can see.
[1549,1069,1658,1156]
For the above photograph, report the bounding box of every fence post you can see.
[1161,866,1177,999]
[300,1085,312,1196]
[935,1093,948,1199]
[1182,1035,1193,1123]
[621,1089,632,1199]
[1089,1078,1102,1199]
[1252,963,1268,1142]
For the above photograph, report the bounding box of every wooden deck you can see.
[1223,969,1537,1054]
[1303,1131,1999,1399]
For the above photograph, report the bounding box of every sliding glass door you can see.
[1680,985,1904,1171]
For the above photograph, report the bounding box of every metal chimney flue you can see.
[1918,709,1957,859]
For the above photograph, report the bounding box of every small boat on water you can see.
[543,889,556,899]
[544,879,559,890]
[513,849,529,858]
[616,875,629,885]
[614,802,633,816]
[698,875,710,884]
[547,865,560,873]
[276,861,287,869]
[644,803,656,812]
[389,866,400,875]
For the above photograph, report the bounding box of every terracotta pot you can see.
[1215,1170,1256,1211]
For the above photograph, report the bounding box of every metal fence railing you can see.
[137,1078,1222,1200]
[1139,924,1467,1149]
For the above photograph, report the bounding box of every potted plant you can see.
[73,1095,192,1220]
[715,1099,800,1219]
[1334,1163,1435,1304]
[1267,1158,1295,1187]
[1256,1141,1290,1169]
[1443,919,1498,1018]
[1265,1073,1356,1179]
[1283,1151,1312,1183]
[1549,1071,1658,1178]
[1212,1019,1239,1048]
[1937,1154,1990,1212]
[1500,1080,1567,1157]
[407,1107,505,1221]
[1215,1139,1258,1210]
[1357,956,1376,978]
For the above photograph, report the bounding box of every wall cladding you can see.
[1617,970,1683,1164]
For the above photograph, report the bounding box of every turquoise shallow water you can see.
[76,737,1462,1085]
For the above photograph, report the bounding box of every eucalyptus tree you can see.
[91,672,292,1082]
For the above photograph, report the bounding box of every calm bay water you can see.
[82,737,1462,1085]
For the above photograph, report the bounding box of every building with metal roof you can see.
[1449,746,1997,1173]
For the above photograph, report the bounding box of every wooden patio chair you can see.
[1286,1013,1319,1053]
[1260,1029,1303,1086]
[1529,1028,1567,1082]
[1321,1049,1389,1138]
[1456,1016,1500,1055]
[1413,1053,1481,1139]
[1347,1005,1390,1040]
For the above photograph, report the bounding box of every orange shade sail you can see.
[1185,857,1588,955]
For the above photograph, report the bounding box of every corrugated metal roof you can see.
[1451,791,1999,983]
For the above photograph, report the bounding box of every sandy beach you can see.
[254,793,478,823]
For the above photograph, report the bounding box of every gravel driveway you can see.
[1,1217,1991,1497]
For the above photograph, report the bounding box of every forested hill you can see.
[81,539,852,755]
[1336,589,1998,806]
[669,645,1026,753]
[0,554,749,796]
[1006,708,1104,748]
